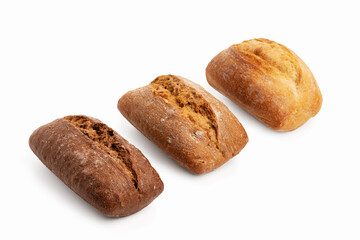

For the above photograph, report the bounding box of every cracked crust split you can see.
[64,115,140,191]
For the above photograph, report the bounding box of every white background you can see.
[1,0,359,239]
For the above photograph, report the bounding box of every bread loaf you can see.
[29,115,164,217]
[118,75,248,174]
[206,38,322,131]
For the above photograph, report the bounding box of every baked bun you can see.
[29,115,164,217]
[206,38,322,131]
[118,75,248,174]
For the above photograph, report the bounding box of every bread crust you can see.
[118,75,248,174]
[29,115,163,217]
[206,38,322,131]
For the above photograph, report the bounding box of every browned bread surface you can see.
[118,75,248,174]
[206,38,322,131]
[29,115,164,217]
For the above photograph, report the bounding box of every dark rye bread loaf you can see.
[29,115,164,217]
[118,75,248,174]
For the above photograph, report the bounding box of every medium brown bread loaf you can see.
[206,38,322,131]
[29,115,164,217]
[118,75,248,174]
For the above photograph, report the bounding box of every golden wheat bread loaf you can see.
[206,38,322,131]
[118,75,248,174]
[29,115,164,217]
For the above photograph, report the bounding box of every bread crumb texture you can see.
[64,115,139,191]
[149,75,220,151]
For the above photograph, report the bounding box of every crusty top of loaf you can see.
[233,38,302,86]
[64,115,140,191]
[149,75,220,155]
